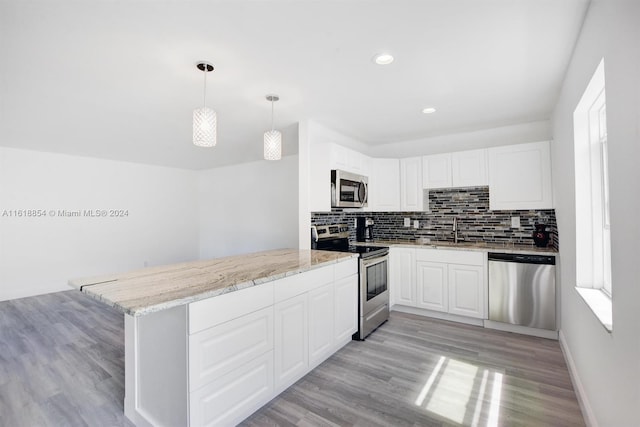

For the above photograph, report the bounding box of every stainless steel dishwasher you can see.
[488,253,556,331]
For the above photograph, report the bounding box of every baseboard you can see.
[390,304,484,327]
[483,320,558,340]
[558,330,598,427]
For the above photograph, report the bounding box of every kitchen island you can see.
[70,249,358,427]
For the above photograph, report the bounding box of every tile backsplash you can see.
[311,186,558,249]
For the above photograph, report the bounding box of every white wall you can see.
[0,147,199,301]
[550,0,640,425]
[199,155,298,259]
[370,120,551,158]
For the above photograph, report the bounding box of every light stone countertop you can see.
[356,239,558,255]
[69,249,358,317]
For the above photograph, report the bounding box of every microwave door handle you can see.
[360,180,368,207]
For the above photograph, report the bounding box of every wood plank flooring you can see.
[0,291,134,426]
[0,290,584,426]
[242,313,585,427]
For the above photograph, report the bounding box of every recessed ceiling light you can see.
[422,107,437,114]
[373,53,394,65]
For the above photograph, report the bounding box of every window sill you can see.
[575,287,612,332]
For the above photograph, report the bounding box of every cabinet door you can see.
[329,143,349,171]
[422,153,452,189]
[334,275,358,344]
[189,307,273,392]
[309,140,332,212]
[448,264,485,319]
[400,157,424,211]
[416,261,448,312]
[390,248,416,306]
[488,141,553,210]
[308,283,334,367]
[274,294,308,392]
[451,149,488,187]
[370,158,400,211]
[190,350,274,427]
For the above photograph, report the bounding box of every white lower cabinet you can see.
[274,293,309,392]
[334,275,357,344]
[390,247,416,306]
[189,307,274,392]
[391,248,487,321]
[416,261,448,312]
[447,264,485,319]
[189,351,274,427]
[187,259,356,427]
[308,283,335,367]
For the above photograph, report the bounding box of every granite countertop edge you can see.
[355,240,558,255]
[73,250,358,317]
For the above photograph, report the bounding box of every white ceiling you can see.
[0,0,589,170]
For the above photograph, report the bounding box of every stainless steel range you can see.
[311,224,389,340]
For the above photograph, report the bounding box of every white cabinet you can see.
[393,248,487,320]
[189,307,273,392]
[334,275,358,343]
[422,153,452,188]
[274,293,308,392]
[329,143,370,175]
[190,351,274,427]
[400,157,423,211]
[448,264,485,319]
[308,283,335,367]
[487,141,553,210]
[390,247,416,306]
[309,141,332,212]
[369,158,400,211]
[451,149,488,187]
[416,261,448,312]
[423,149,488,189]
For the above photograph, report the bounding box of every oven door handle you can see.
[361,254,389,268]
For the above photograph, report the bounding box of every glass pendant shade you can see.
[264,129,282,160]
[193,107,217,147]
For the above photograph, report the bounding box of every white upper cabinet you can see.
[423,149,488,189]
[451,149,488,187]
[329,143,370,176]
[369,158,400,212]
[422,153,452,188]
[400,157,423,211]
[488,141,553,210]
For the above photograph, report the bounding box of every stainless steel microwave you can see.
[331,169,368,208]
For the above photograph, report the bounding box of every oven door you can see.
[359,254,389,336]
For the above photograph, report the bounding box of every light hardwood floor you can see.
[0,291,584,426]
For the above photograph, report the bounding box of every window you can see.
[573,58,612,331]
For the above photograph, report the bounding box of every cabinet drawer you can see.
[189,282,274,334]
[190,350,274,427]
[274,267,333,303]
[189,307,273,392]
[415,248,484,266]
[334,258,358,281]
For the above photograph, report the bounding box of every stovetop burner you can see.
[311,224,388,259]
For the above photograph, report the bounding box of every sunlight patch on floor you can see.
[414,356,503,427]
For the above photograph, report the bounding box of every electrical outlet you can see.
[413,220,419,229]
[404,217,411,227]
[511,216,521,228]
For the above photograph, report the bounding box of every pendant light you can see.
[264,94,282,160]
[193,62,217,147]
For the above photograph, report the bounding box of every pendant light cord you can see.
[271,99,274,131]
[203,67,207,109]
